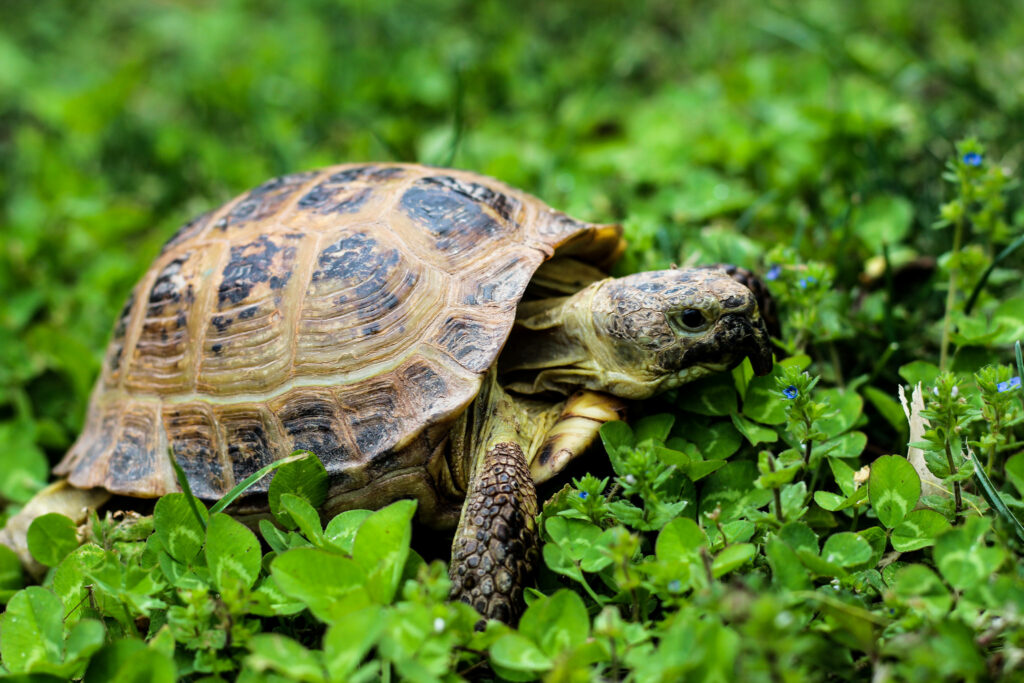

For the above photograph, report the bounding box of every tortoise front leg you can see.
[449,441,538,626]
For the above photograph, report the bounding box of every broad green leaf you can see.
[821,532,872,567]
[868,455,920,528]
[891,509,951,552]
[656,517,707,561]
[1007,452,1024,498]
[853,194,913,252]
[742,355,811,425]
[271,548,370,622]
[246,634,326,683]
[814,486,867,512]
[634,414,675,444]
[280,494,325,547]
[816,431,867,459]
[599,420,635,455]
[206,513,261,591]
[730,413,778,446]
[323,606,384,680]
[83,640,176,683]
[518,589,589,656]
[677,374,737,416]
[153,493,208,564]
[323,509,373,554]
[711,543,755,577]
[351,499,416,604]
[815,389,863,438]
[779,522,818,554]
[27,513,79,567]
[0,543,23,600]
[0,587,64,673]
[268,451,329,529]
[933,517,1006,591]
[898,361,940,388]
[686,420,743,459]
[766,536,811,590]
[889,564,952,618]
[490,633,553,673]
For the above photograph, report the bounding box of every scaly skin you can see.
[449,442,538,626]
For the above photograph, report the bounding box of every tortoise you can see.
[0,163,773,623]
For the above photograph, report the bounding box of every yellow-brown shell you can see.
[55,164,622,512]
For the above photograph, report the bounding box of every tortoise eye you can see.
[679,308,707,330]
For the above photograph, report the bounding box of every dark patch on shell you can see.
[165,406,226,499]
[327,165,405,185]
[238,306,259,320]
[298,183,372,215]
[437,316,494,372]
[399,177,515,251]
[148,256,190,316]
[313,232,400,284]
[226,170,318,226]
[277,395,345,459]
[211,315,232,332]
[218,234,295,308]
[421,175,520,222]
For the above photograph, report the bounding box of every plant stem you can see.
[944,440,963,518]
[939,215,965,371]
[767,455,785,523]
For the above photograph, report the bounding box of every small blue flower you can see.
[765,265,782,281]
[997,376,1021,392]
[668,579,682,592]
[963,152,983,167]
[782,385,798,399]
[578,491,589,500]
[798,276,816,289]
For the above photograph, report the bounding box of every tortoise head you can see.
[584,268,773,399]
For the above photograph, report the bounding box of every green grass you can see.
[3,0,1024,680]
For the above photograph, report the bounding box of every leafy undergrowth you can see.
[3,352,1024,681]
[4,0,1024,681]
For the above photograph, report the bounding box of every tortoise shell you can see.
[55,164,622,517]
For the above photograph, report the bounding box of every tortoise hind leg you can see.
[449,441,538,626]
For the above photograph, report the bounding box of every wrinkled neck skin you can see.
[502,280,699,400]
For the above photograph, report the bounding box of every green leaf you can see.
[766,536,811,590]
[490,633,553,673]
[815,389,863,438]
[677,374,737,416]
[26,513,78,567]
[730,413,778,446]
[280,494,325,547]
[271,548,370,622]
[518,589,590,656]
[686,420,743,459]
[868,455,921,528]
[0,543,24,599]
[268,451,329,529]
[852,194,913,252]
[323,510,373,554]
[246,634,326,683]
[891,509,951,552]
[83,640,176,683]
[169,451,208,532]
[779,522,818,554]
[655,517,707,561]
[898,361,940,388]
[351,499,416,604]
[1006,452,1024,498]
[969,451,1024,544]
[153,493,208,564]
[711,543,755,577]
[634,414,675,444]
[322,606,384,680]
[933,517,1006,591]
[820,532,872,567]
[816,431,867,459]
[0,587,64,673]
[742,355,811,425]
[205,513,262,591]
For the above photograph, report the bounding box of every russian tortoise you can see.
[0,163,773,623]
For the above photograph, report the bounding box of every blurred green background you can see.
[2,0,1023,502]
